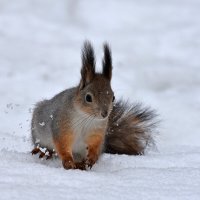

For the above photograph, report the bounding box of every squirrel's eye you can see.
[85,94,93,103]
[112,95,115,102]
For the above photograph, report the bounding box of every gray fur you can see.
[31,88,76,150]
[31,87,108,162]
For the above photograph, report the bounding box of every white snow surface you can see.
[0,0,200,199]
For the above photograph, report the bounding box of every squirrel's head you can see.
[75,41,114,120]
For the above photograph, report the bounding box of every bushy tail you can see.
[104,100,158,155]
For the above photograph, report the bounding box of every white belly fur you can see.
[71,110,106,162]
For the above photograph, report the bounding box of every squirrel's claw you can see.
[46,151,53,160]
[86,151,98,169]
[86,157,96,169]
[86,162,94,169]
[31,147,55,160]
[87,163,93,169]
[31,147,45,159]
[39,152,45,159]
[31,147,40,155]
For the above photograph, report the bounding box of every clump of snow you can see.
[39,147,47,153]
[0,0,200,200]
[39,122,45,126]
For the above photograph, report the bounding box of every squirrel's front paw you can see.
[86,153,98,169]
[75,160,86,170]
[62,159,76,170]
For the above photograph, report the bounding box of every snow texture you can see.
[0,0,200,199]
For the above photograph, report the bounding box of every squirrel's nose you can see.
[101,110,108,118]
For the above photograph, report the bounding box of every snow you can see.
[39,122,45,127]
[0,0,200,199]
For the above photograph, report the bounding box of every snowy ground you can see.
[0,0,200,199]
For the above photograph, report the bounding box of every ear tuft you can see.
[102,43,112,81]
[80,41,96,89]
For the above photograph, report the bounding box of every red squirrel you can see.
[31,41,157,170]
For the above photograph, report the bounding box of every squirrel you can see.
[31,41,157,170]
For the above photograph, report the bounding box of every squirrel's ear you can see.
[80,41,96,89]
[102,43,112,81]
